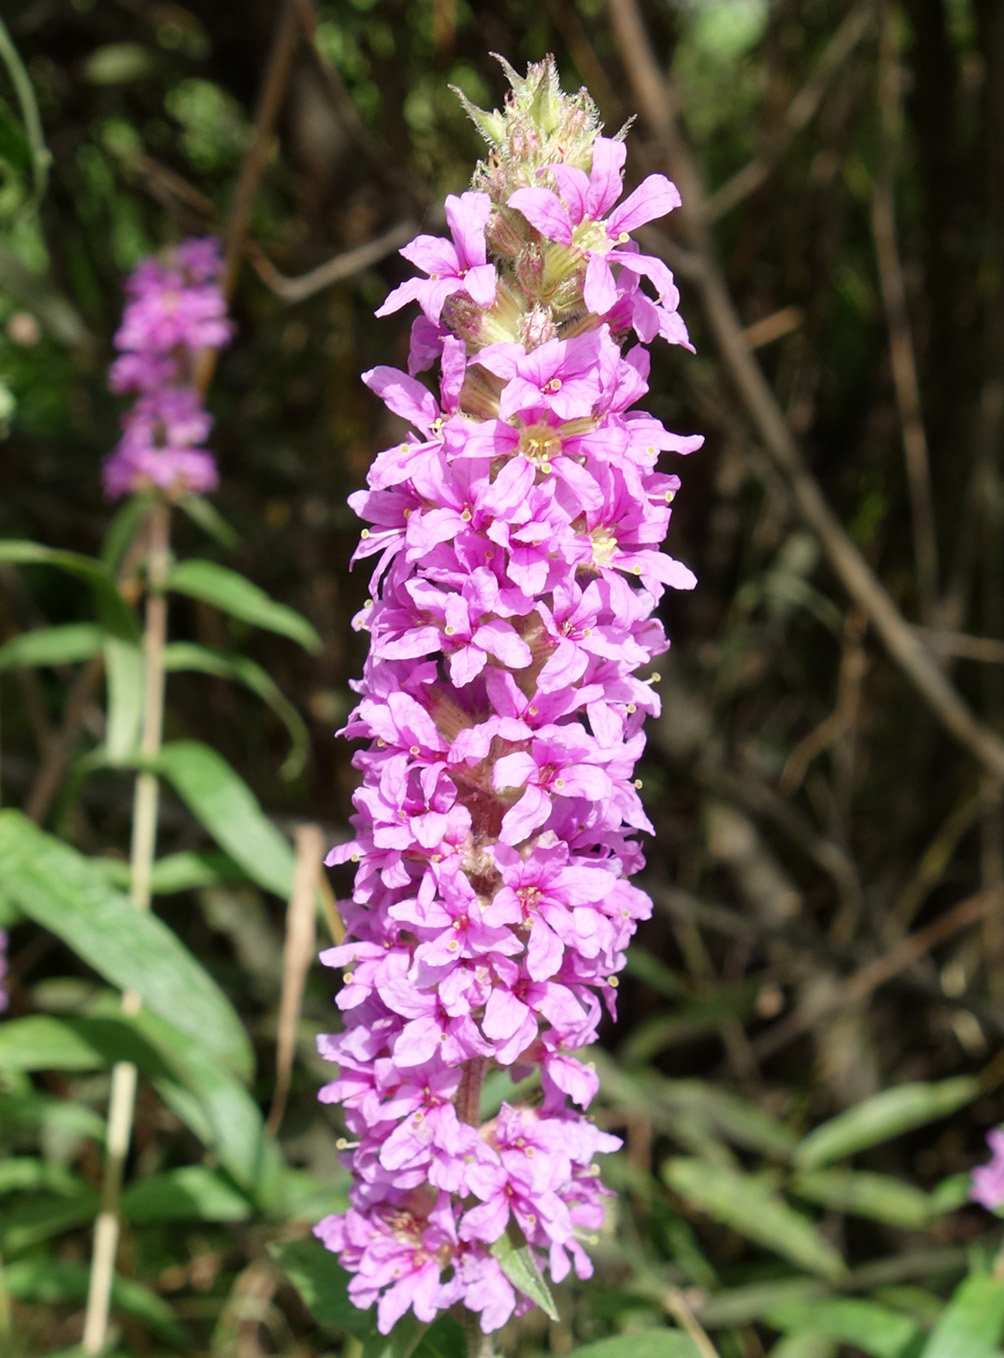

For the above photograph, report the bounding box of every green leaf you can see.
[920,1272,1004,1358]
[793,1079,981,1170]
[152,741,296,898]
[91,999,271,1200]
[0,810,253,1080]
[102,629,144,762]
[0,1187,99,1255]
[660,1080,797,1158]
[4,1258,191,1346]
[490,1231,559,1321]
[163,641,309,778]
[767,1298,921,1358]
[569,1332,702,1358]
[0,1089,107,1141]
[693,1279,824,1329]
[412,1315,466,1358]
[0,1014,173,1076]
[122,1166,253,1222]
[270,1239,373,1336]
[362,1313,429,1358]
[663,1158,846,1281]
[0,1157,89,1197]
[95,848,247,894]
[165,558,321,652]
[768,1337,837,1358]
[0,623,104,669]
[100,492,156,570]
[792,1169,932,1230]
[177,493,241,549]
[0,541,142,757]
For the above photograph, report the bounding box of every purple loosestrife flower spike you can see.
[103,237,232,500]
[317,57,701,1336]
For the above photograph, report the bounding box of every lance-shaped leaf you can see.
[0,540,143,758]
[663,1158,845,1281]
[767,1298,920,1358]
[4,1258,191,1347]
[163,641,309,778]
[920,1272,1004,1358]
[165,558,321,652]
[0,810,253,1080]
[0,622,105,669]
[491,1230,559,1321]
[152,740,296,898]
[793,1078,981,1170]
[569,1334,702,1358]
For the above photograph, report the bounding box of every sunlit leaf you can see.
[165,558,321,652]
[793,1079,980,1170]
[792,1169,932,1230]
[163,641,309,778]
[152,740,296,898]
[0,810,253,1080]
[663,1158,845,1281]
[767,1298,920,1358]
[491,1231,559,1320]
[920,1272,1004,1358]
[569,1331,702,1358]
[122,1166,253,1222]
[0,623,104,669]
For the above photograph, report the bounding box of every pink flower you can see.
[972,1128,1004,1211]
[377,193,497,324]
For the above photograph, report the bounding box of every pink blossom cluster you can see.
[316,60,701,1335]
[972,1128,1004,1211]
[103,237,231,499]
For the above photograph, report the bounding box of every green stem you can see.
[82,500,171,1356]
[463,1308,496,1358]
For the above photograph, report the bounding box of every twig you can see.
[914,627,1004,665]
[705,1,876,222]
[664,1286,722,1358]
[82,502,171,1355]
[780,607,868,795]
[872,8,939,623]
[606,0,1004,782]
[192,0,301,393]
[752,888,995,1060]
[266,824,321,1136]
[247,222,418,304]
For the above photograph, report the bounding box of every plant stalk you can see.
[82,500,171,1355]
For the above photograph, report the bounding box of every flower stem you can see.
[456,1057,488,1127]
[463,1307,496,1358]
[82,500,171,1356]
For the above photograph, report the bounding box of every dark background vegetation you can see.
[3,0,1004,1355]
